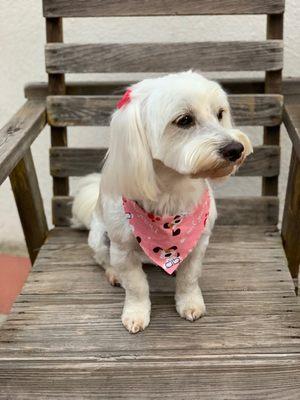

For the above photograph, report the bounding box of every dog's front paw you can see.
[122,302,150,333]
[176,293,206,322]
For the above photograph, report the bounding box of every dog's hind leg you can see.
[88,214,121,287]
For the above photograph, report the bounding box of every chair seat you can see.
[0,226,299,399]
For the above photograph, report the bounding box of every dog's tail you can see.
[71,173,101,230]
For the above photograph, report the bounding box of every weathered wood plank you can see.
[47,225,281,243]
[27,79,264,99]
[9,150,48,263]
[0,355,299,400]
[50,148,107,176]
[21,260,295,294]
[6,291,298,309]
[49,146,279,178]
[43,0,285,17]
[52,196,279,227]
[216,196,279,225]
[45,41,283,73]
[0,101,46,185]
[24,78,300,100]
[1,312,299,354]
[231,94,283,126]
[46,94,283,127]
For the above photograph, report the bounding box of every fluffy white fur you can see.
[72,71,252,333]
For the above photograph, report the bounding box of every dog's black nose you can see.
[220,141,244,162]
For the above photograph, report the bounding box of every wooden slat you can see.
[1,356,299,400]
[25,78,300,100]
[9,150,48,263]
[46,94,283,127]
[230,94,283,126]
[45,41,283,73]
[240,146,279,177]
[0,101,46,185]
[52,196,279,227]
[46,17,69,198]
[216,197,279,225]
[50,148,106,177]
[27,79,265,99]
[43,0,285,17]
[50,146,279,178]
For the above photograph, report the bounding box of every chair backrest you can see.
[43,0,285,227]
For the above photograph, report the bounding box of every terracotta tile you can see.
[0,254,31,314]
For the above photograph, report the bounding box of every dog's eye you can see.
[217,108,225,121]
[174,114,195,128]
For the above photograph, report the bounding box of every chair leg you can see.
[9,149,48,264]
[281,149,300,294]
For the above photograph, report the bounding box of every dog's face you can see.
[154,78,252,180]
[102,71,253,200]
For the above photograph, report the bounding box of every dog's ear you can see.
[101,97,159,201]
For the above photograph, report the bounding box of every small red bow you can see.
[117,89,132,109]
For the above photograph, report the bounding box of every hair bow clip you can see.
[117,89,132,109]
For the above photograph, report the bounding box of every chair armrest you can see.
[0,100,46,185]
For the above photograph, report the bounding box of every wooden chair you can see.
[1,1,299,397]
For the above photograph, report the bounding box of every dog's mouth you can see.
[190,164,234,179]
[190,151,248,179]
[190,130,253,180]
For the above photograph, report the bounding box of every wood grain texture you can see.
[0,225,299,399]
[0,101,46,185]
[9,150,48,263]
[43,0,285,17]
[27,79,264,98]
[25,78,300,99]
[52,196,279,227]
[45,41,283,73]
[46,94,283,127]
[282,149,300,288]
[0,356,299,400]
[49,146,279,178]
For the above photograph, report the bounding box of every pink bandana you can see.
[122,190,210,275]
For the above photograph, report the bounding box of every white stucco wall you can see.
[0,1,299,251]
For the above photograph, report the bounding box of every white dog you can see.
[72,71,252,333]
